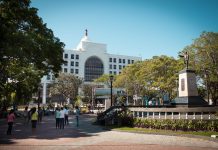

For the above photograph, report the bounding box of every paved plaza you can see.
[0,113,217,150]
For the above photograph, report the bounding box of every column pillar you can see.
[42,82,47,104]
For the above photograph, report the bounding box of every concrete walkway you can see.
[0,114,218,150]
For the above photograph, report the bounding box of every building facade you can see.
[41,30,141,103]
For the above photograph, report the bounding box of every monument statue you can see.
[179,51,189,69]
[172,51,208,106]
[85,29,88,36]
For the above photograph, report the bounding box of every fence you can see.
[129,106,218,120]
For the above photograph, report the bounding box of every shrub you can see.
[132,119,218,132]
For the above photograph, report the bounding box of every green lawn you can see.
[110,126,218,137]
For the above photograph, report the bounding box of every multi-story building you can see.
[41,30,141,103]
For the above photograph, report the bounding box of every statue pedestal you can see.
[171,69,208,106]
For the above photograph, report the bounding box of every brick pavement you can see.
[0,113,217,150]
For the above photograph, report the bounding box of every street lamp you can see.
[109,75,114,107]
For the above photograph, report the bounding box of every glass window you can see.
[64,68,67,73]
[76,62,79,67]
[132,60,134,63]
[47,75,51,80]
[75,69,79,74]
[123,59,125,63]
[123,65,125,68]
[128,59,130,64]
[71,61,74,66]
[76,54,79,59]
[113,58,116,63]
[114,71,116,75]
[71,54,74,59]
[64,54,68,59]
[71,69,74,73]
[109,58,112,62]
[85,56,104,82]
[119,59,122,63]
[109,71,112,74]
[119,65,122,69]
[64,61,68,66]
[114,65,116,69]
[109,64,112,69]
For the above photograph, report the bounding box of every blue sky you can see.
[31,0,218,59]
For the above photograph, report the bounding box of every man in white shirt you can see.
[64,107,69,125]
[59,107,65,129]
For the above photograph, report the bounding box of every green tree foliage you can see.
[114,56,181,100]
[82,84,93,104]
[94,74,116,87]
[0,0,64,105]
[181,32,218,105]
[49,73,82,105]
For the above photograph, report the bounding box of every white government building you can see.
[41,30,141,104]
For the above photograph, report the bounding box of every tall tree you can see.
[81,84,93,105]
[181,32,218,105]
[0,0,64,105]
[49,73,82,105]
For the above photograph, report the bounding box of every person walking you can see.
[7,109,15,135]
[55,108,60,129]
[59,107,65,129]
[64,106,69,125]
[31,107,38,133]
[38,107,43,123]
[75,106,80,127]
[23,106,28,125]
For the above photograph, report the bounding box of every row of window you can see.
[63,68,79,74]
[109,58,134,64]
[109,71,121,75]
[64,61,79,67]
[64,54,79,59]
[47,75,55,80]
[109,64,126,70]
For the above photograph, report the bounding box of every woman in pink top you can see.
[7,109,15,135]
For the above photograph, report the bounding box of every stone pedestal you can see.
[171,69,208,106]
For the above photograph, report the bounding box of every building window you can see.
[85,56,104,82]
[114,65,116,69]
[113,58,116,63]
[119,72,121,74]
[76,62,79,67]
[64,54,68,59]
[47,75,50,80]
[64,68,67,73]
[71,54,74,59]
[109,71,112,74]
[71,61,74,66]
[76,54,79,59]
[109,64,112,69]
[119,65,122,69]
[71,69,74,73]
[75,69,79,74]
[109,58,112,62]
[123,65,125,68]
[119,58,122,63]
[64,61,68,66]
[128,59,130,64]
[132,60,134,63]
[123,59,125,63]
[114,71,116,75]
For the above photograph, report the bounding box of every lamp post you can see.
[109,75,114,107]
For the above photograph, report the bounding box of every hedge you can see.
[133,118,218,131]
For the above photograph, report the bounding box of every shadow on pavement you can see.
[0,114,106,144]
